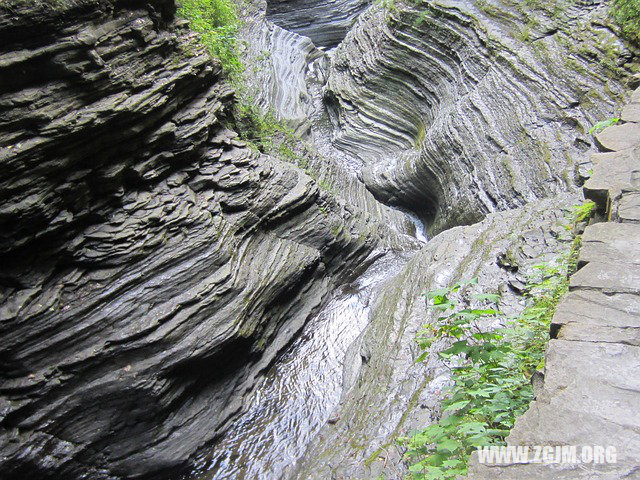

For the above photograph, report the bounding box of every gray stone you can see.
[508,340,640,455]
[467,455,638,479]
[620,191,640,223]
[594,123,640,152]
[553,290,640,345]
[570,261,640,294]
[583,146,640,214]
[622,102,640,123]
[579,222,640,265]
[294,194,582,479]
[266,0,371,48]
[553,290,640,330]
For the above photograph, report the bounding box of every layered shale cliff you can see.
[0,0,637,478]
[325,0,633,233]
[228,0,637,477]
[0,1,401,478]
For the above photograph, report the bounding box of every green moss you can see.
[414,122,426,148]
[611,0,640,45]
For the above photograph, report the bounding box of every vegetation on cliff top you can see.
[404,201,595,480]
[177,0,308,164]
[177,0,243,77]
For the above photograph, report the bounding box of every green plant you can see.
[177,0,243,77]
[403,201,594,480]
[232,100,301,158]
[588,117,620,135]
[611,0,640,45]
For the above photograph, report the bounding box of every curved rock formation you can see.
[0,1,398,478]
[1,0,636,478]
[237,0,420,240]
[265,0,371,48]
[327,0,633,233]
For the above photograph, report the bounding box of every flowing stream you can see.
[185,9,428,479]
[188,254,409,479]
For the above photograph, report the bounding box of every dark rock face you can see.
[0,1,387,478]
[266,0,371,48]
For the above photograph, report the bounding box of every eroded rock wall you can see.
[327,0,634,233]
[0,1,391,478]
[294,192,580,479]
[266,0,371,48]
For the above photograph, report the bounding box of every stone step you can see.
[594,123,640,152]
[466,338,640,479]
[620,191,640,223]
[622,102,640,123]
[553,290,640,345]
[584,146,640,216]
[579,222,640,266]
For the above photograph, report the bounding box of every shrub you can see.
[177,0,243,77]
[403,201,595,480]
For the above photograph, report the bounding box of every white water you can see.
[189,255,406,479]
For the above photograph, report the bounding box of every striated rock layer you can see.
[265,0,371,48]
[237,0,420,241]
[327,0,635,233]
[220,0,637,477]
[0,1,400,478]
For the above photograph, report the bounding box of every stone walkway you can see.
[466,87,640,479]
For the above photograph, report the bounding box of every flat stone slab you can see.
[579,222,640,265]
[570,261,640,294]
[620,191,640,223]
[558,322,640,345]
[594,123,640,152]
[553,291,640,329]
[508,340,640,449]
[584,146,640,212]
[621,102,640,123]
[553,290,640,345]
[632,86,640,104]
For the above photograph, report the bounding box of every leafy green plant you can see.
[403,201,595,480]
[588,117,620,135]
[177,0,243,77]
[611,0,640,45]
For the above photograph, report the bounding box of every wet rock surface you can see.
[326,0,631,234]
[1,0,637,478]
[265,0,371,48]
[0,1,397,479]
[293,193,580,479]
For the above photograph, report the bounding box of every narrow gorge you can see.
[0,0,637,479]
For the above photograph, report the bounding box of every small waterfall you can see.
[184,3,429,478]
